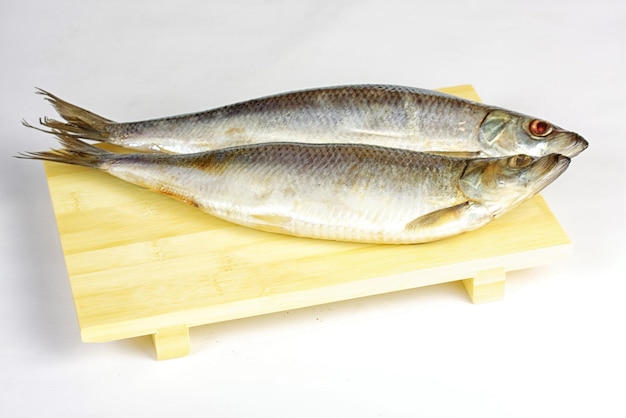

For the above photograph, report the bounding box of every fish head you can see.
[478,109,588,158]
[459,153,571,215]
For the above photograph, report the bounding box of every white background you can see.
[2,1,625,416]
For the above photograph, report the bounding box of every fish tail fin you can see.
[23,88,115,142]
[16,135,113,169]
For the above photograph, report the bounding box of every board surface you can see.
[41,85,572,359]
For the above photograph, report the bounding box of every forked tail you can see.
[22,88,114,142]
[17,135,113,169]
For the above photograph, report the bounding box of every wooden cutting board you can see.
[41,85,572,360]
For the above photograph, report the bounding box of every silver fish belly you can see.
[19,138,570,244]
[28,85,588,158]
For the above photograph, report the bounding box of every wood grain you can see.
[41,85,571,359]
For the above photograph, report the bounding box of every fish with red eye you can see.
[24,85,588,158]
[529,119,553,137]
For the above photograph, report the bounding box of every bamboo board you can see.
[42,85,572,360]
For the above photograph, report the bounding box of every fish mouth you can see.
[531,153,571,193]
[555,131,588,158]
[488,153,570,219]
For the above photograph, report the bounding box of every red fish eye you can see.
[529,119,552,137]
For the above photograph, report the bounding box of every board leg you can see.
[151,325,190,360]
[462,267,506,304]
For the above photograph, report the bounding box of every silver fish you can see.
[19,137,570,244]
[26,85,588,158]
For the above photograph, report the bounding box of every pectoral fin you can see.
[404,202,492,239]
[425,151,482,158]
[249,213,293,235]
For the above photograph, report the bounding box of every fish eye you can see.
[529,119,553,138]
[507,154,534,168]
